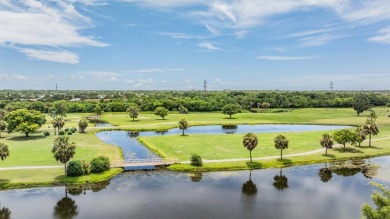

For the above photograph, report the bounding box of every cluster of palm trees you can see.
[320,110,379,155]
[243,132,289,162]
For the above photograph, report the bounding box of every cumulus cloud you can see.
[0,73,29,81]
[198,42,222,51]
[368,26,390,44]
[19,48,79,64]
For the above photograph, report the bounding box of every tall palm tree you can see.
[274,134,289,160]
[52,136,76,175]
[363,119,379,147]
[0,142,9,161]
[242,133,258,162]
[320,133,334,155]
[178,119,188,136]
[52,117,65,135]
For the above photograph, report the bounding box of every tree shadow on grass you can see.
[7,135,47,141]
[246,162,262,169]
[357,145,382,150]
[277,158,292,166]
[334,147,363,154]
[322,154,336,159]
[223,117,239,120]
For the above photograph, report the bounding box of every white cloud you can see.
[19,48,79,64]
[285,29,332,38]
[0,73,29,81]
[257,56,316,61]
[157,32,198,39]
[205,24,219,35]
[127,68,185,73]
[198,42,222,51]
[0,0,108,63]
[126,78,155,88]
[368,26,390,44]
[299,34,344,47]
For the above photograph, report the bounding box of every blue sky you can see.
[0,0,389,90]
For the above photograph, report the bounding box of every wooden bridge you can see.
[111,158,178,169]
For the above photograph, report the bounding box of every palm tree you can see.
[242,170,257,195]
[242,133,258,162]
[0,142,9,161]
[178,119,188,136]
[52,117,65,135]
[274,134,289,160]
[320,133,334,155]
[363,119,379,147]
[52,136,76,175]
[273,169,288,191]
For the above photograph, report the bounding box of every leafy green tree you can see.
[52,136,76,175]
[261,102,270,109]
[127,105,140,121]
[52,100,69,119]
[4,109,46,137]
[94,105,103,115]
[274,134,289,160]
[0,109,5,120]
[364,119,379,147]
[0,142,10,161]
[52,117,65,136]
[178,119,188,136]
[78,119,88,133]
[154,107,169,120]
[243,132,258,162]
[353,127,366,147]
[320,133,334,155]
[333,129,354,150]
[362,183,390,219]
[178,105,189,114]
[352,93,371,116]
[222,104,241,119]
[0,120,6,138]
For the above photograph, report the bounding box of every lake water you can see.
[0,156,389,219]
[95,124,350,160]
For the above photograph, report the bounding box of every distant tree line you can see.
[0,90,389,113]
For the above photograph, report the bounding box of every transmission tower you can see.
[204,80,207,92]
[329,81,334,91]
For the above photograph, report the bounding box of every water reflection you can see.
[0,202,11,219]
[53,191,78,219]
[126,131,139,138]
[189,172,203,182]
[241,170,257,196]
[273,169,288,191]
[66,181,110,196]
[154,130,168,135]
[318,168,333,183]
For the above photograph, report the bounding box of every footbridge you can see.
[112,158,178,169]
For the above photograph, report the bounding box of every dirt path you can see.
[0,165,63,171]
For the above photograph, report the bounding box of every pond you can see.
[95,124,350,160]
[0,156,389,219]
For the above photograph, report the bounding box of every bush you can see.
[43,131,50,136]
[70,127,77,133]
[67,131,73,135]
[64,128,69,132]
[82,160,91,175]
[190,154,203,166]
[222,124,238,129]
[90,156,111,173]
[67,160,84,177]
[58,130,65,135]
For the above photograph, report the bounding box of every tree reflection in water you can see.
[0,202,11,219]
[242,170,257,196]
[190,172,203,182]
[318,168,333,183]
[53,191,78,219]
[66,180,110,196]
[127,131,140,138]
[273,169,288,191]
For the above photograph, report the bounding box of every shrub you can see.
[67,160,84,177]
[90,156,110,173]
[64,128,69,132]
[70,127,77,133]
[58,130,65,135]
[190,154,203,166]
[82,160,91,175]
[43,131,50,136]
[222,124,238,129]
[67,131,73,135]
